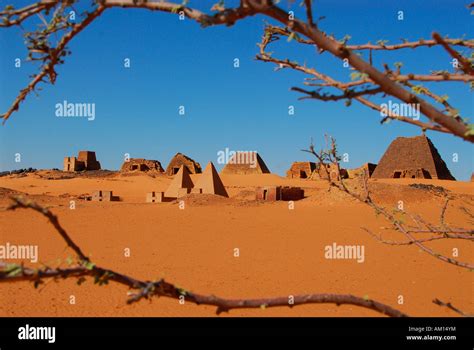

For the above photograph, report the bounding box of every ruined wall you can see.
[63,151,101,172]
[256,186,304,201]
[63,157,84,172]
[392,168,432,179]
[77,151,101,170]
[121,158,164,172]
[281,187,305,200]
[311,163,348,181]
[347,163,377,178]
[256,186,281,201]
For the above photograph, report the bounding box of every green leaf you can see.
[464,124,474,137]
[65,256,74,266]
[448,108,459,117]
[339,34,351,45]
[350,72,361,81]
[411,84,428,95]
[83,261,95,270]
[3,263,22,277]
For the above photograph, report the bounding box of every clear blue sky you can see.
[0,0,472,179]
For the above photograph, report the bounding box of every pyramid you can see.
[221,152,270,175]
[164,165,194,198]
[286,161,317,178]
[193,162,229,197]
[371,135,455,180]
[165,153,202,176]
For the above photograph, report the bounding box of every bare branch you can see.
[433,32,474,75]
[292,86,383,101]
[260,25,474,50]
[7,196,90,261]
[303,136,474,270]
[433,298,472,317]
[1,4,106,123]
[304,0,314,27]
[1,1,473,141]
[0,1,57,28]
[256,29,451,134]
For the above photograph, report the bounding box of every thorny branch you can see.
[256,26,453,134]
[302,136,474,271]
[257,25,473,137]
[0,0,473,141]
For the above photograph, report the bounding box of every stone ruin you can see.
[91,190,119,202]
[256,186,304,201]
[121,158,164,173]
[347,163,377,179]
[221,152,271,175]
[146,191,165,203]
[371,135,455,180]
[165,153,202,176]
[310,163,349,181]
[64,151,101,172]
[286,162,317,179]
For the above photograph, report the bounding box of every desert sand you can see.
[0,170,472,317]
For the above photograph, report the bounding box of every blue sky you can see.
[0,0,472,179]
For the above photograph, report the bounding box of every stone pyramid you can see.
[193,162,229,197]
[221,152,270,175]
[371,135,455,180]
[164,165,194,198]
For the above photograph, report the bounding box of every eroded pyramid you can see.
[371,135,455,180]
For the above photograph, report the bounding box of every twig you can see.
[433,298,472,317]
[432,32,474,75]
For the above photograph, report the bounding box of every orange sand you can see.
[0,171,472,317]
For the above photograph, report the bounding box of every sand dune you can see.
[0,171,472,317]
